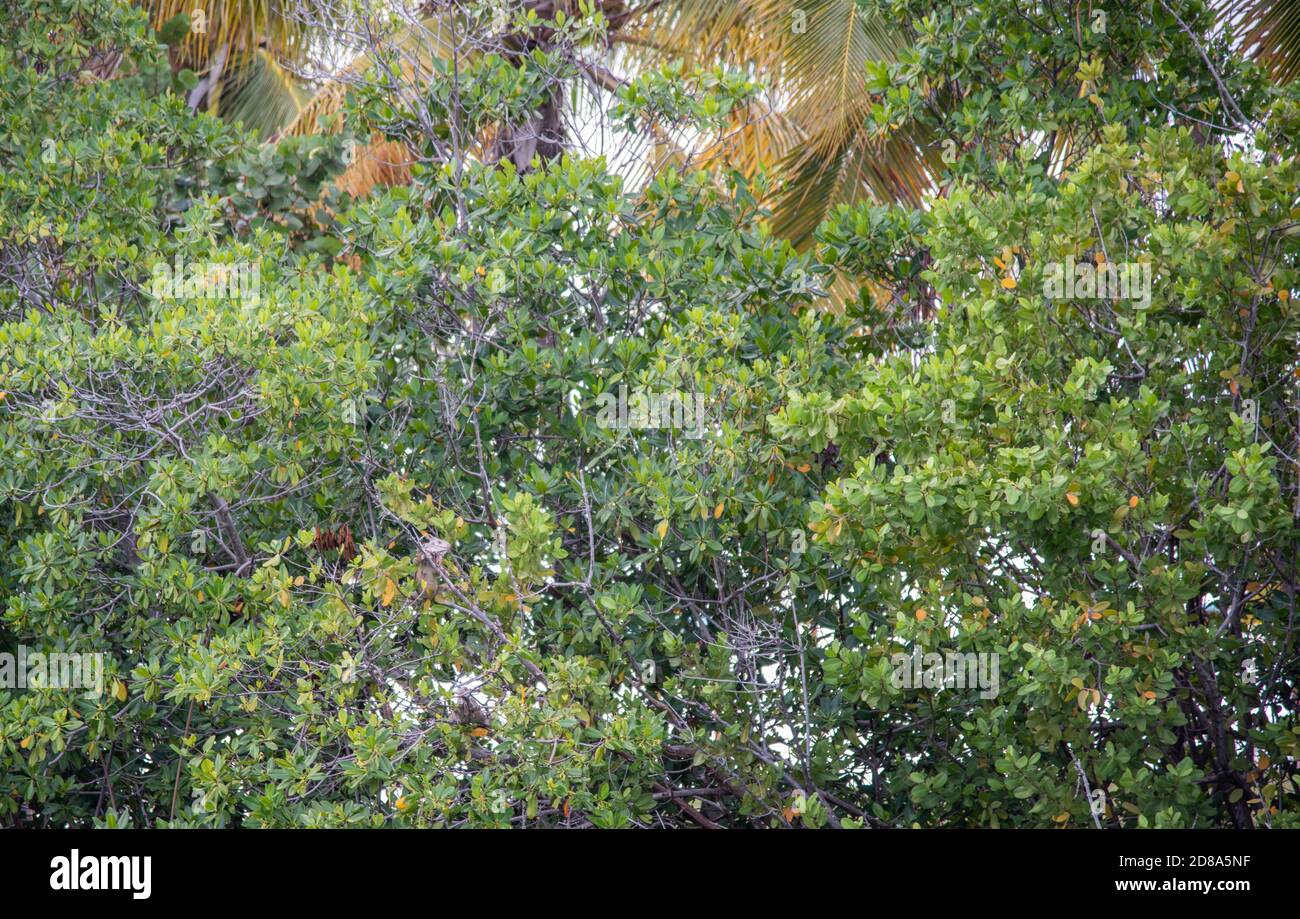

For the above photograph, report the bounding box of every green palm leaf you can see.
[217,48,311,139]
[623,1,932,237]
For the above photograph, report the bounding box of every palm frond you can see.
[699,95,806,177]
[217,48,310,139]
[618,0,932,230]
[141,0,311,70]
[1225,0,1300,81]
[770,121,934,243]
[279,14,458,138]
[335,140,416,199]
[619,0,786,71]
[275,15,460,198]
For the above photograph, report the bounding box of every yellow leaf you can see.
[656,520,669,540]
[795,463,811,473]
[1065,492,1079,506]
[278,588,291,608]
[1128,495,1139,508]
[470,727,489,737]
[112,680,127,702]
[714,501,725,519]
[381,577,397,607]
[1141,690,1156,700]
[1000,276,1017,289]
[19,736,32,750]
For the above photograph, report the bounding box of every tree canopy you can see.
[0,0,1298,828]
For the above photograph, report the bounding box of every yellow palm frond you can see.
[141,0,310,70]
[334,140,416,199]
[279,14,460,139]
[275,15,459,198]
[698,94,805,177]
[619,0,787,71]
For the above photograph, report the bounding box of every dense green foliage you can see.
[1,0,1297,828]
